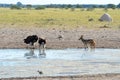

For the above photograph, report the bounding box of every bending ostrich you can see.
[79,35,96,50]
[24,35,38,48]
[38,37,46,54]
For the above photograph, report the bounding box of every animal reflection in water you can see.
[24,49,46,59]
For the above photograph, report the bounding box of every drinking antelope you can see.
[79,35,96,50]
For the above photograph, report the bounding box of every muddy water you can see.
[0,48,120,78]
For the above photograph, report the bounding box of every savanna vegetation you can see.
[0,8,120,29]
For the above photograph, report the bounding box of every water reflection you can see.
[24,49,37,59]
[24,48,46,59]
[38,48,46,58]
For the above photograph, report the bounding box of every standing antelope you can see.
[79,35,96,50]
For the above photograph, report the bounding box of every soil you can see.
[0,27,119,49]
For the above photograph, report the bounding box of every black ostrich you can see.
[24,35,38,48]
[38,37,46,54]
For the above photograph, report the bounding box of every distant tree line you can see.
[0,2,120,10]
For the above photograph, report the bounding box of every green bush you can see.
[35,6,45,10]
[10,5,21,10]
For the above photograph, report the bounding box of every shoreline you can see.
[0,27,120,49]
[1,73,120,80]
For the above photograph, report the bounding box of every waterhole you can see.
[0,48,120,78]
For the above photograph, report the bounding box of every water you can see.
[0,48,120,78]
[0,48,120,63]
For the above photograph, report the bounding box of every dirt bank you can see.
[0,27,120,49]
[1,73,120,80]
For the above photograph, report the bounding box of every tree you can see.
[92,5,97,8]
[107,4,116,9]
[26,4,32,9]
[16,2,22,7]
[99,5,105,8]
[10,5,21,9]
[76,4,82,8]
[117,3,120,8]
[35,6,45,10]
[67,4,72,8]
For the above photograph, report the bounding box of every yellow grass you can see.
[0,8,120,29]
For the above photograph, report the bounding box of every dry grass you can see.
[0,8,120,29]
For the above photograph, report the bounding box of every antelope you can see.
[79,35,96,50]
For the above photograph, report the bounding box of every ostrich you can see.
[38,37,46,54]
[24,35,38,49]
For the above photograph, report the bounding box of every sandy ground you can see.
[0,27,120,49]
[0,27,120,80]
[1,73,120,80]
